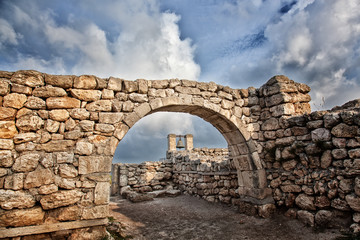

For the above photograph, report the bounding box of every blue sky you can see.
[1,0,359,163]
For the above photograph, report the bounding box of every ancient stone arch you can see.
[0,70,313,238]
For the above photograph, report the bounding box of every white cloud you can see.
[0,18,19,47]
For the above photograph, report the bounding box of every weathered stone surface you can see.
[0,190,35,210]
[349,148,360,159]
[0,79,10,95]
[0,150,13,167]
[55,152,74,164]
[86,100,112,112]
[0,107,17,120]
[95,123,115,133]
[45,74,73,88]
[123,80,138,93]
[40,190,83,210]
[56,176,76,189]
[46,97,81,109]
[114,124,129,140]
[332,149,348,159]
[74,75,97,89]
[99,112,123,124]
[38,184,58,195]
[70,108,90,120]
[81,205,109,220]
[78,156,112,174]
[297,210,314,227]
[24,167,54,189]
[320,150,332,169]
[41,140,75,152]
[295,194,315,210]
[311,128,331,142]
[64,130,84,140]
[3,93,27,109]
[59,164,78,178]
[24,96,46,109]
[79,120,95,131]
[94,182,110,205]
[281,184,301,193]
[12,152,40,172]
[331,123,358,138]
[101,89,114,99]
[257,204,276,218]
[75,142,93,155]
[48,109,70,122]
[33,85,67,97]
[11,70,44,87]
[70,89,102,101]
[0,121,17,138]
[0,139,14,150]
[16,114,44,131]
[4,173,23,190]
[261,118,279,131]
[0,206,44,227]
[107,77,122,91]
[345,194,360,211]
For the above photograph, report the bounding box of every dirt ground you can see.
[109,195,343,240]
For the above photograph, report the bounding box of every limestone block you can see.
[297,210,314,227]
[0,206,44,227]
[16,115,44,132]
[73,75,97,89]
[0,189,35,210]
[221,99,235,109]
[137,79,148,93]
[175,86,200,95]
[270,103,295,117]
[12,83,32,95]
[59,164,78,178]
[70,108,90,120]
[11,70,44,87]
[64,130,84,140]
[122,101,134,112]
[295,194,315,210]
[261,118,279,131]
[134,103,151,118]
[33,85,67,98]
[152,80,169,89]
[149,98,163,110]
[129,93,148,103]
[14,132,39,144]
[123,80,138,93]
[0,107,16,120]
[123,112,140,128]
[40,190,82,210]
[345,194,360,211]
[75,142,93,155]
[218,91,232,100]
[56,205,81,221]
[331,123,358,138]
[119,175,128,187]
[41,140,75,152]
[4,173,24,190]
[48,109,70,122]
[46,119,60,133]
[99,112,123,124]
[12,152,40,172]
[24,167,54,189]
[82,205,109,220]
[56,176,76,189]
[45,74,73,88]
[94,182,110,205]
[46,97,81,109]
[78,156,112,174]
[95,123,115,133]
[3,93,27,109]
[86,100,112,112]
[0,121,17,138]
[70,89,102,101]
[0,167,6,177]
[0,79,10,96]
[65,117,76,130]
[280,185,301,193]
[79,120,95,132]
[114,124,129,140]
[24,96,46,109]
[55,152,73,164]
[107,77,122,91]
[39,184,58,195]
[101,89,114,99]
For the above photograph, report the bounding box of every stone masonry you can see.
[0,70,358,239]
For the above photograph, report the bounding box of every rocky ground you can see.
[108,195,346,240]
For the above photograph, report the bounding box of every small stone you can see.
[38,184,58,195]
[345,194,360,211]
[59,164,78,178]
[0,139,14,150]
[94,182,110,205]
[45,74,73,88]
[24,96,46,109]
[95,123,115,133]
[24,167,54,189]
[295,194,315,210]
[79,120,95,132]
[0,107,17,120]
[332,149,348,159]
[4,173,24,190]
[320,150,332,169]
[46,119,60,133]
[349,148,360,159]
[86,100,112,112]
[70,108,90,120]
[0,79,10,95]
[311,128,331,142]
[0,121,18,138]
[11,70,44,87]
[99,112,123,124]
[12,152,40,172]
[16,115,44,131]
[0,150,13,167]
[315,210,332,226]
[75,142,93,155]
[41,140,75,152]
[261,118,279,131]
[297,210,314,227]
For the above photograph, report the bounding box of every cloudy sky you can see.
[1,0,359,163]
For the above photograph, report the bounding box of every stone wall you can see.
[111,161,173,195]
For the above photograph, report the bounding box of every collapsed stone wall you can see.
[111,161,173,195]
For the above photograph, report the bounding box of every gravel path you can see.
[109,195,342,240]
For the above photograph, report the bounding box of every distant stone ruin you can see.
[0,70,359,239]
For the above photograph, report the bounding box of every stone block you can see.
[38,184,58,195]
[0,189,35,210]
[0,121,17,139]
[4,173,24,190]
[70,108,90,120]
[75,142,93,156]
[129,93,148,103]
[0,79,10,96]
[99,112,123,124]
[70,89,102,101]
[46,97,81,109]
[45,74,73,88]
[78,156,112,174]
[24,167,54,189]
[41,140,75,152]
[49,109,70,122]
[311,128,331,142]
[40,190,83,210]
[74,75,97,89]
[11,70,44,87]
[0,206,44,227]
[108,77,122,91]
[33,85,67,97]
[94,182,110,205]
[3,93,27,109]
[345,194,360,211]
[331,123,358,138]
[59,164,78,178]
[295,194,315,210]
[86,100,112,112]
[261,118,279,131]
[123,80,138,93]
[81,205,109,220]
[297,210,314,227]
[24,96,46,109]
[0,107,16,120]
[12,152,40,172]
[16,115,44,132]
